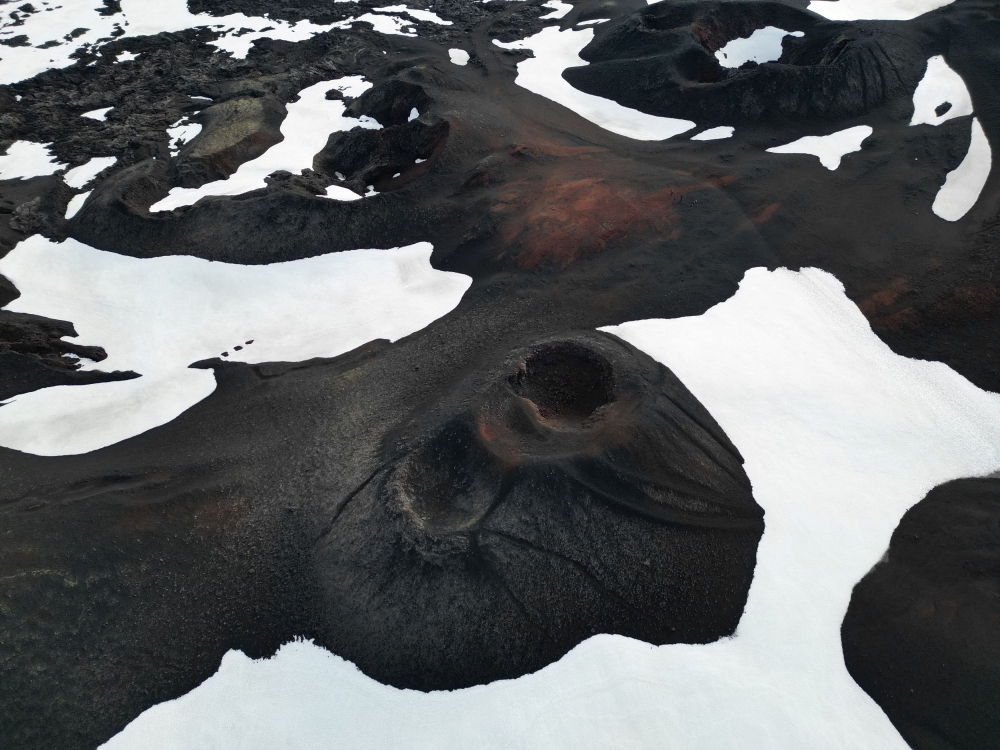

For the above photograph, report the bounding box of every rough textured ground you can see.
[1,0,999,748]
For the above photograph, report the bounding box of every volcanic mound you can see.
[842,476,1000,750]
[564,0,927,126]
[311,332,764,689]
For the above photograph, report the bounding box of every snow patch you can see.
[166,119,203,156]
[493,27,695,141]
[103,266,1000,750]
[0,0,445,86]
[331,13,418,37]
[932,118,992,222]
[372,4,453,25]
[63,156,117,189]
[448,48,470,66]
[691,126,734,141]
[714,27,803,69]
[152,78,378,212]
[81,107,113,121]
[766,125,872,170]
[64,190,91,219]
[806,0,954,20]
[539,0,573,20]
[0,236,471,456]
[910,55,973,127]
[0,141,66,180]
[576,18,608,26]
[323,184,364,201]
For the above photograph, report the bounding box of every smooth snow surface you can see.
[494,28,695,141]
[372,5,453,24]
[152,78,378,212]
[539,0,574,19]
[911,55,973,127]
[807,0,955,20]
[332,13,419,36]
[449,48,470,66]
[167,119,203,156]
[714,27,803,69]
[0,237,471,456]
[691,126,735,141]
[932,117,992,221]
[81,107,113,121]
[64,190,91,219]
[103,266,1000,750]
[323,184,364,201]
[766,125,872,170]
[63,156,117,189]
[0,141,66,179]
[576,18,609,25]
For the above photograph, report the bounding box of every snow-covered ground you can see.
[0,0,453,85]
[907,56,993,221]
[691,126,734,141]
[0,236,471,456]
[807,0,955,21]
[766,125,873,170]
[933,117,992,221]
[151,77,378,212]
[910,55,974,126]
[714,27,803,69]
[0,141,66,179]
[63,156,117,189]
[493,27,695,141]
[101,266,1000,750]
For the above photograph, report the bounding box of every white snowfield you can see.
[0,237,471,456]
[539,0,573,20]
[908,56,993,222]
[766,125,873,170]
[166,119,203,156]
[81,107,114,121]
[493,27,695,141]
[151,77,379,212]
[102,267,1000,750]
[714,27,803,69]
[63,156,118,189]
[806,0,955,20]
[0,0,452,85]
[910,55,974,127]
[0,141,66,179]
[691,126,734,141]
[933,117,992,222]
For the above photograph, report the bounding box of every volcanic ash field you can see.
[1,0,1000,748]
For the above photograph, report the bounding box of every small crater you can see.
[508,342,614,423]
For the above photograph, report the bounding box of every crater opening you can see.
[508,342,614,422]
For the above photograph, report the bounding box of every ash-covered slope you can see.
[315,332,762,690]
[843,477,1000,750]
[1,0,1000,747]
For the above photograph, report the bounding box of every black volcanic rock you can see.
[172,94,287,187]
[313,332,763,690]
[564,0,927,126]
[314,117,450,192]
[842,477,1000,750]
[344,78,432,127]
[0,311,138,399]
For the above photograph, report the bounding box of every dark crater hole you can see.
[508,342,614,422]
